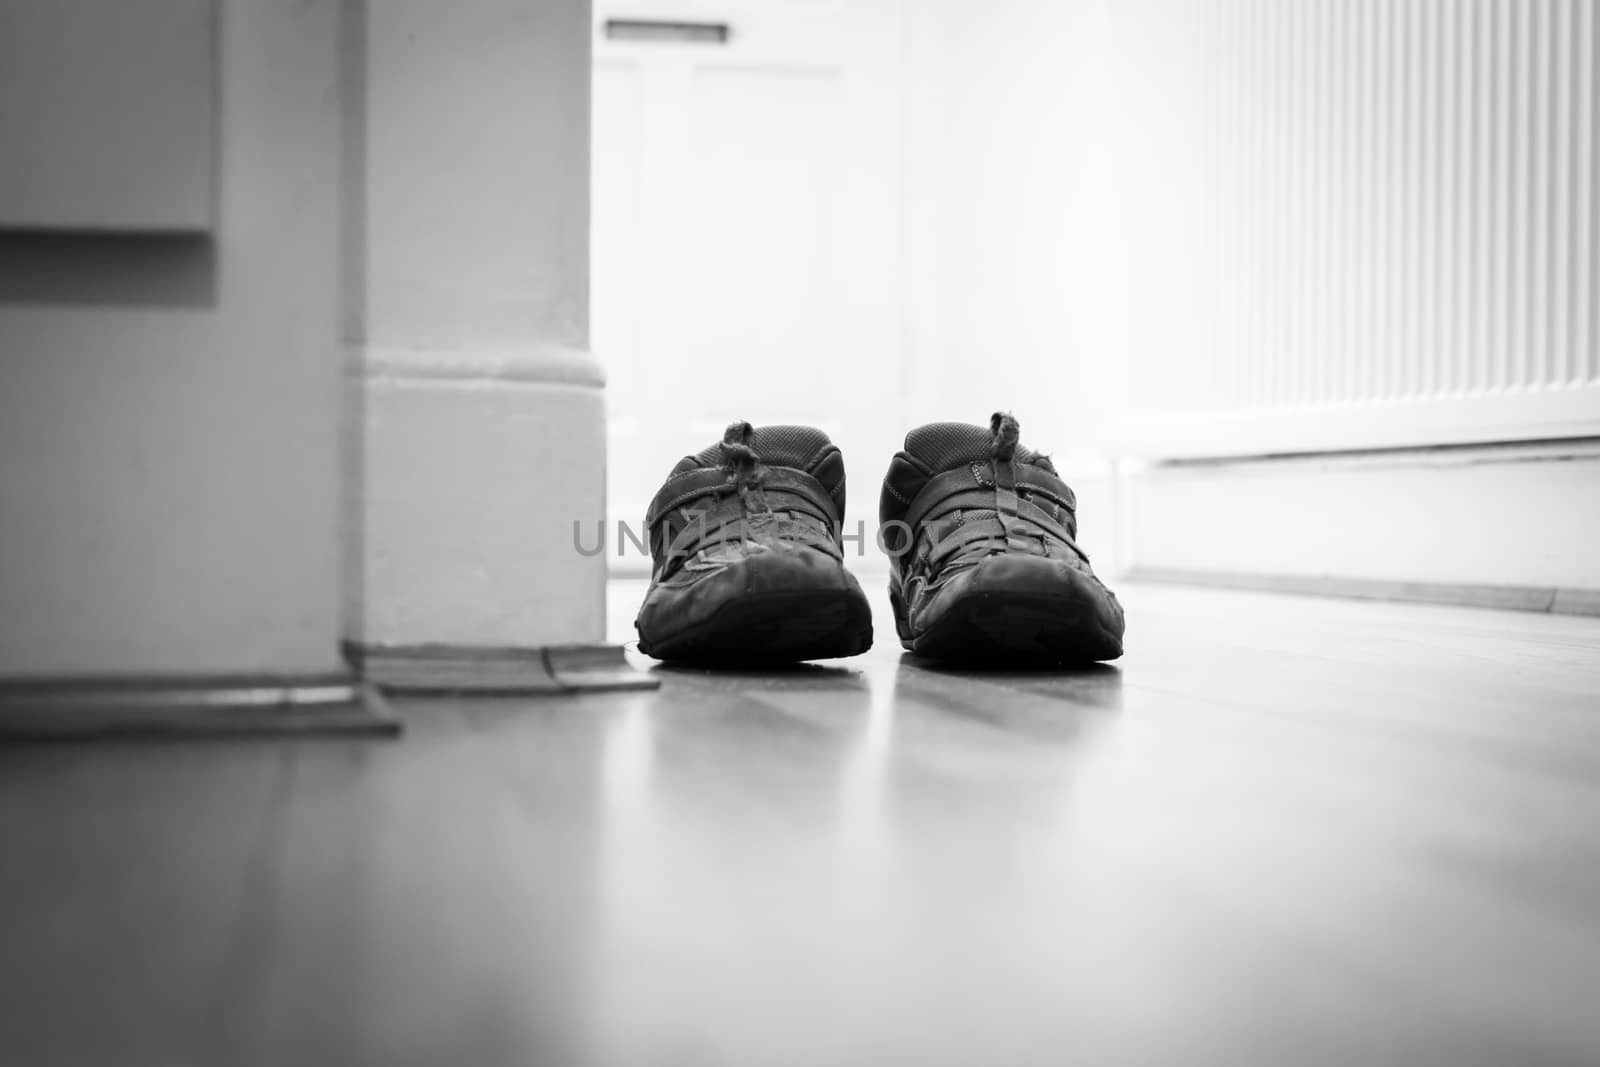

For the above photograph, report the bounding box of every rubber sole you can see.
[893,586,1124,665]
[640,587,874,665]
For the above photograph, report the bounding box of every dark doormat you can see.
[0,674,400,742]
[346,643,661,695]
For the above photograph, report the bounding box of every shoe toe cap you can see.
[908,552,1125,652]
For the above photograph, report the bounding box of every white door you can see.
[592,0,905,565]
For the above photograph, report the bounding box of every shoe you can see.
[879,413,1125,664]
[634,421,874,663]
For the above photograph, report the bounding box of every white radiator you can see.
[1111,0,1600,457]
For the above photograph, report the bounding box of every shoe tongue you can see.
[904,421,1047,474]
[679,424,844,497]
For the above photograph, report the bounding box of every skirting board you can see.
[0,674,400,742]
[1126,568,1600,617]
[1116,441,1600,601]
[346,642,661,695]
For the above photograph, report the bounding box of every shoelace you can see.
[989,410,1024,546]
[990,410,1020,461]
[720,420,772,515]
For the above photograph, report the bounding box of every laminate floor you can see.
[3,580,1599,1067]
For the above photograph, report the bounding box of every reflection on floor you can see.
[3,580,1600,1066]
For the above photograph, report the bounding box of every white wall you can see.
[901,0,1128,566]
[0,0,346,676]
[905,0,1120,448]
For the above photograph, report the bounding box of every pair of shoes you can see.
[633,414,1125,666]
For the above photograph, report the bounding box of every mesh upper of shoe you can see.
[903,422,1052,475]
